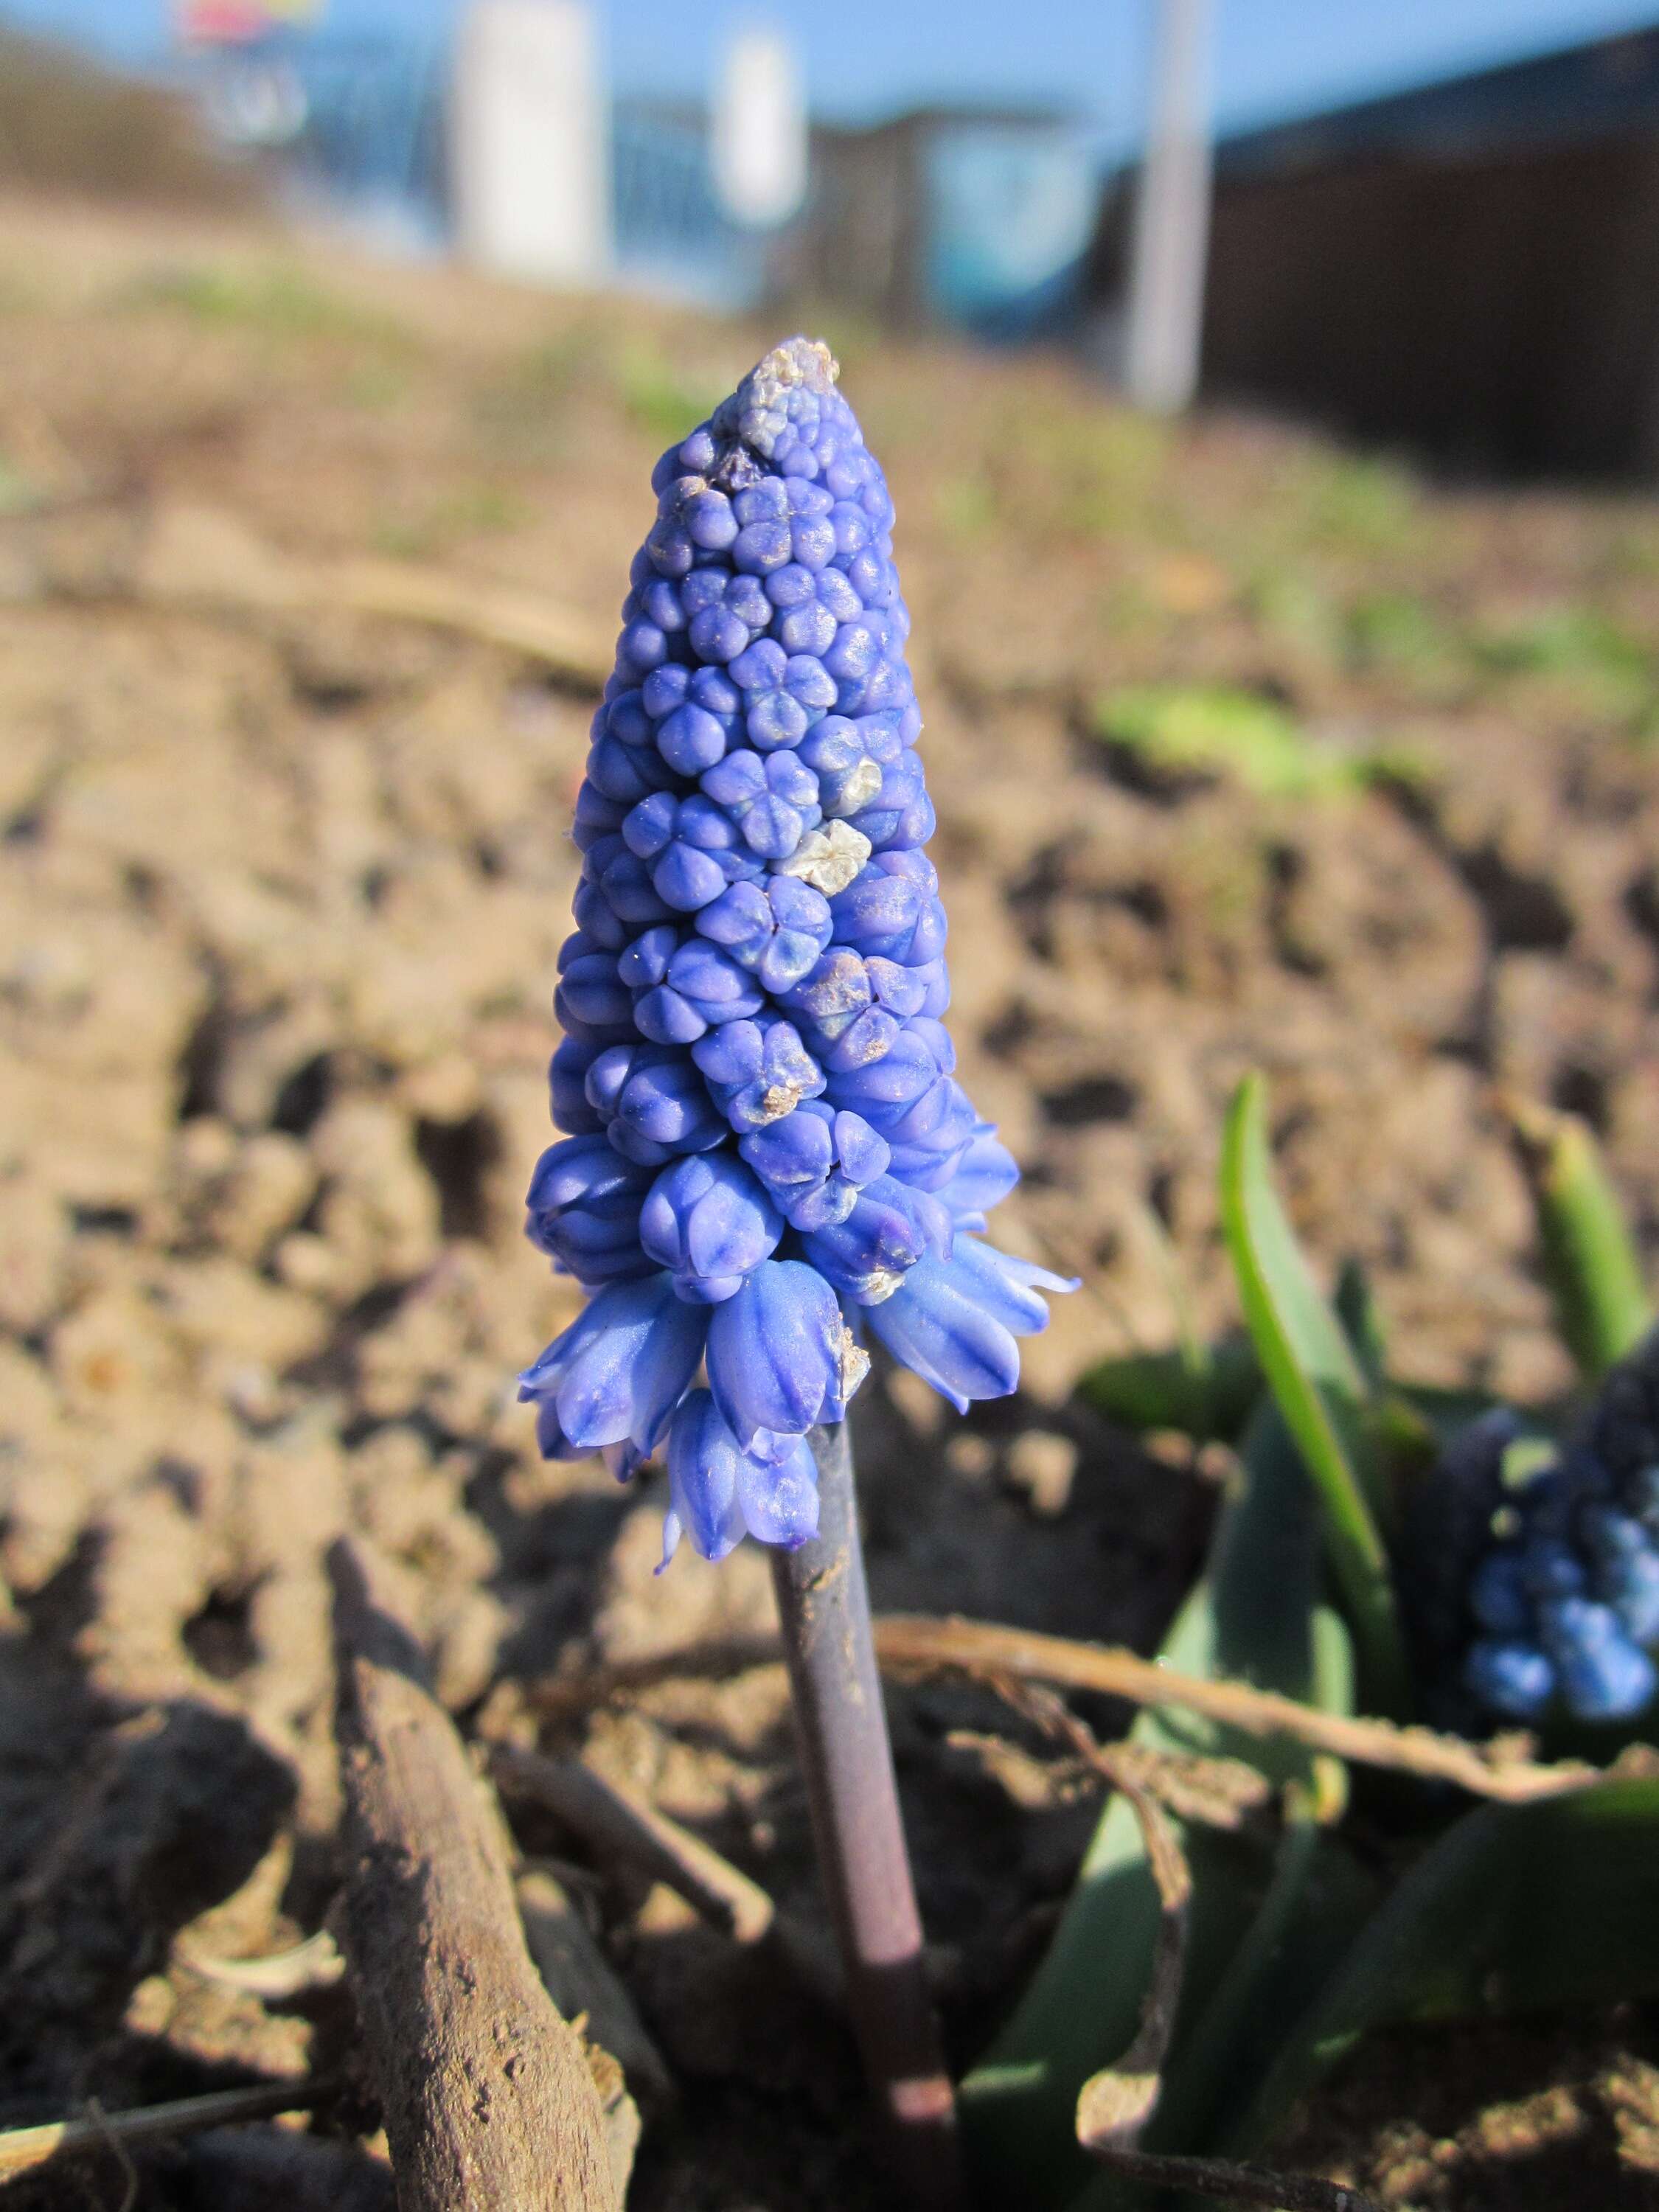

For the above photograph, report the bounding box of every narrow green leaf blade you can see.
[1225,1775,1659,2161]
[959,1403,1338,2211]
[1509,1099,1653,1382]
[1219,1074,1408,1712]
[1143,1822,1380,2212]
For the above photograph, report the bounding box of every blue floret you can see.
[1463,1638,1556,1720]
[518,338,1074,1561]
[1467,1551,1531,1638]
[1539,1597,1658,1722]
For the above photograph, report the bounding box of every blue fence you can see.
[611,101,768,308]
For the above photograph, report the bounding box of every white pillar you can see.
[1124,0,1214,414]
[451,0,611,287]
[712,24,807,230]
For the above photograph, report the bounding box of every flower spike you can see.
[521,335,1071,1557]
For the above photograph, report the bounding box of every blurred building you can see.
[175,0,320,39]
[782,106,1095,336]
[171,0,1096,335]
[1095,26,1659,474]
[608,96,1093,335]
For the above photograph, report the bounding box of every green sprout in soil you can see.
[1091,684,1427,799]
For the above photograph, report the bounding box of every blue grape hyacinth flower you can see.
[1405,1329,1659,1728]
[519,338,1074,1565]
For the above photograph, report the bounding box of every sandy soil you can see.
[1,195,1658,2207]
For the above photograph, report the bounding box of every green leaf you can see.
[959,1403,1345,2211]
[1092,685,1380,799]
[1334,1257,1388,1393]
[1077,1335,1261,1443]
[1068,1541,1367,2211]
[1396,1380,1507,1440]
[1219,1075,1408,1713]
[1508,1099,1653,1382]
[1147,1820,1376,2188]
[1225,1775,1659,2162]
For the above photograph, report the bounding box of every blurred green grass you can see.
[614,340,733,443]
[372,482,528,560]
[1091,684,1429,799]
[116,261,413,349]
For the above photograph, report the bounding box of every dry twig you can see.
[491,1743,843,2011]
[874,1616,1601,1801]
[947,1726,1271,1830]
[502,1745,841,2000]
[327,551,612,685]
[175,1929,345,2000]
[330,1537,619,2212]
[1079,2145,1384,2211]
[527,1616,1601,1803]
[1107,1739,1276,1827]
[516,1865,675,2111]
[493,1744,774,1942]
[999,1683,1192,2151]
[0,2078,330,2184]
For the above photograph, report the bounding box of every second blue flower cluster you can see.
[1412,1331,1659,1727]
[518,338,1071,1565]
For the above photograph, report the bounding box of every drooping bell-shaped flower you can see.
[521,336,1073,1559]
[659,1388,821,1565]
[518,1273,707,1454]
[705,1258,865,1450]
[865,1237,1079,1414]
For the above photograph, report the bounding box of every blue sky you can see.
[9,0,1659,150]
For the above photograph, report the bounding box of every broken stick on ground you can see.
[528,1616,1605,1804]
[1079,2144,1385,2211]
[329,1537,620,2212]
[0,2078,331,2185]
[491,1742,844,2011]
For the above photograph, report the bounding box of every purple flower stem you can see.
[769,1419,961,2207]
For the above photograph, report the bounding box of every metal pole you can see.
[770,1422,961,2208]
[1124,0,1215,414]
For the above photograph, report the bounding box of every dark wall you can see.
[1200,131,1659,475]
[775,122,929,327]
